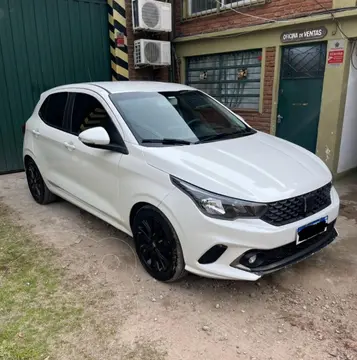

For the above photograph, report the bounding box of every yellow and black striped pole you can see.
[108,0,129,81]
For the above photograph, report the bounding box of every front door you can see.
[276,43,327,153]
[65,91,124,223]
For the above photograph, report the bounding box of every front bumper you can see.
[231,220,337,275]
[159,186,340,281]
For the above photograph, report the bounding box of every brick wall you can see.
[235,47,275,133]
[122,2,277,132]
[176,0,333,37]
[125,0,170,81]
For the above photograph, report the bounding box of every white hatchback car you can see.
[23,81,340,282]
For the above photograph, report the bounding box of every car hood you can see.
[142,132,332,202]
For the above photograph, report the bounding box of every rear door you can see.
[34,92,73,188]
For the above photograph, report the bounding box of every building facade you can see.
[172,0,357,176]
[1,0,357,176]
[109,0,171,82]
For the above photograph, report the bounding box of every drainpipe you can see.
[170,0,176,82]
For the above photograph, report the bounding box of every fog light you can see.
[230,251,264,270]
[248,254,257,264]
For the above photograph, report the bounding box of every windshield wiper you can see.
[141,138,193,145]
[196,128,256,143]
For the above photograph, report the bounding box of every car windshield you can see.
[109,90,256,145]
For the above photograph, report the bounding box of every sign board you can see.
[281,26,328,43]
[327,40,345,66]
[115,32,125,48]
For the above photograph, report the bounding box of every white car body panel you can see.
[51,133,123,223]
[46,88,125,221]
[143,131,332,202]
[23,81,340,281]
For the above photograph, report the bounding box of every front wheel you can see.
[132,206,187,282]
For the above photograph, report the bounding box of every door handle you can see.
[64,142,76,151]
[277,114,283,124]
[32,129,40,137]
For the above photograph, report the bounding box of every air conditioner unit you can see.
[132,0,172,32]
[134,39,171,67]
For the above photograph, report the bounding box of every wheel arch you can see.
[23,151,36,168]
[129,198,179,231]
[24,154,34,167]
[129,201,172,231]
[129,202,151,231]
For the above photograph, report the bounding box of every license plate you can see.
[296,216,328,245]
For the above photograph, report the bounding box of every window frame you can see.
[38,91,71,132]
[187,0,265,16]
[187,0,217,16]
[66,91,128,154]
[186,49,262,111]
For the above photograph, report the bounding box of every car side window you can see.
[70,93,124,146]
[39,92,68,130]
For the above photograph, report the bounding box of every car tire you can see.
[132,205,187,282]
[25,158,57,205]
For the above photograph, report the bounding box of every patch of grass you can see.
[0,204,84,360]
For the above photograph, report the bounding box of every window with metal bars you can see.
[281,44,327,80]
[187,0,267,17]
[186,50,262,110]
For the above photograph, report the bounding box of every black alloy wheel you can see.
[25,158,57,205]
[26,160,44,203]
[133,206,186,282]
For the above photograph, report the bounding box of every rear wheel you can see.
[132,206,187,282]
[25,158,57,205]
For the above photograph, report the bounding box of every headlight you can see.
[170,176,267,220]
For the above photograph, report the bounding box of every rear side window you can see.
[39,92,68,129]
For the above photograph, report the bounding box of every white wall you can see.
[338,41,357,174]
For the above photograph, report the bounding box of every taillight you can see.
[22,123,26,135]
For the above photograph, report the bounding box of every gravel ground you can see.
[0,172,356,360]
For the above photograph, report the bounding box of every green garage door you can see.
[0,0,111,174]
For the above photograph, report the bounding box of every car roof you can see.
[49,81,194,94]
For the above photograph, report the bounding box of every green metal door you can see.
[0,0,111,174]
[276,43,327,153]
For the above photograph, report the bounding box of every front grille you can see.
[261,183,332,226]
